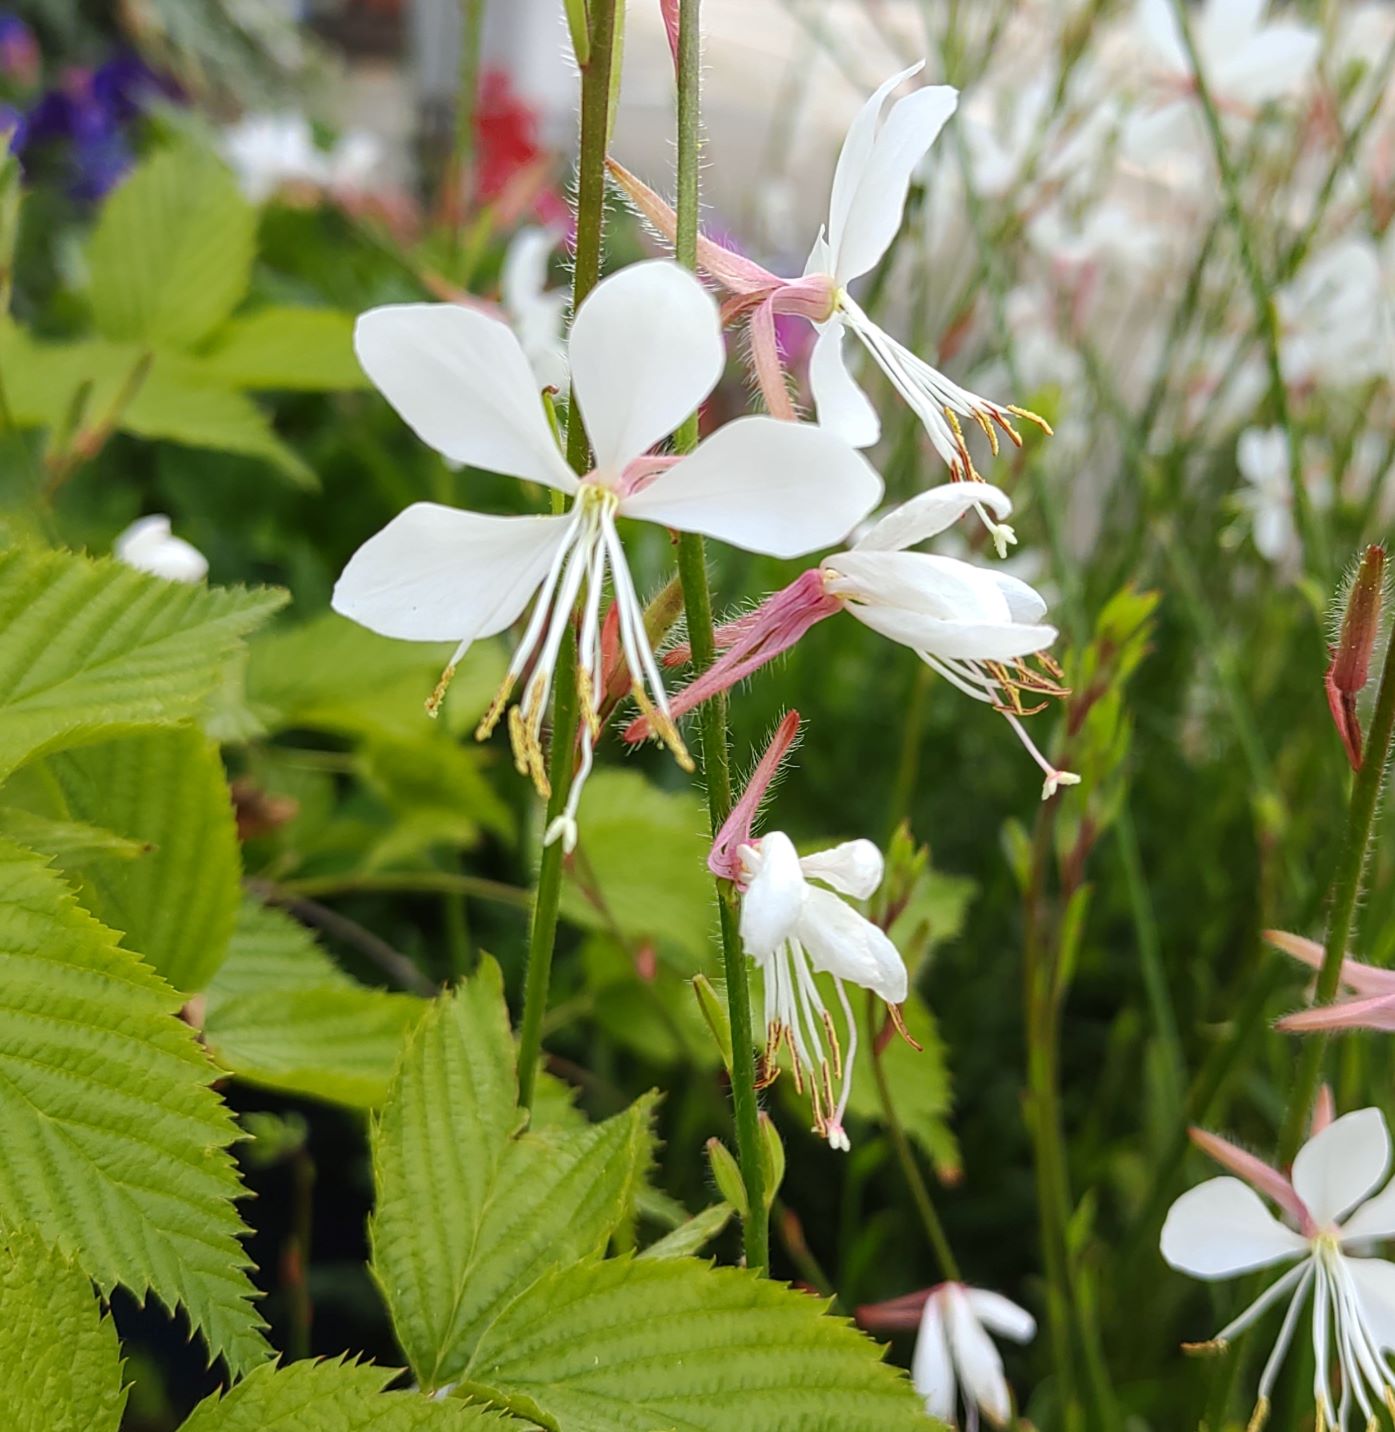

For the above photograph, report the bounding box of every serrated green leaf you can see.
[0,1229,127,1432]
[88,146,255,350]
[202,900,424,1107]
[0,547,285,778]
[560,770,715,967]
[198,307,369,391]
[0,804,145,866]
[371,967,657,1389]
[122,359,317,488]
[462,1257,937,1431]
[0,840,268,1371]
[28,727,242,992]
[179,1358,513,1431]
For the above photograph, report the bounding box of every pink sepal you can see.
[708,711,801,882]
[1188,1126,1315,1235]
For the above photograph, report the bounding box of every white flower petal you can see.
[832,82,959,285]
[799,839,883,900]
[965,1289,1036,1345]
[354,304,576,492]
[992,572,1050,626]
[808,321,882,448]
[1138,0,1187,72]
[1344,1256,1395,1350]
[1341,1177,1395,1246]
[1293,1107,1391,1229]
[739,831,807,958]
[332,503,574,643]
[944,1285,1012,1426]
[826,551,1013,623]
[114,515,208,584]
[849,604,1058,662]
[621,415,882,558]
[1201,0,1264,53]
[911,1294,956,1421]
[853,482,1011,552]
[1215,26,1319,105]
[795,886,907,1003]
[1160,1177,1309,1278]
[568,260,724,474]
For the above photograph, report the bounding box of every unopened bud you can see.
[660,0,681,68]
[757,1112,784,1207]
[705,1136,747,1218]
[691,973,733,1072]
[1326,544,1385,769]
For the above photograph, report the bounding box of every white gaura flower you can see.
[1236,427,1299,569]
[1135,0,1320,110]
[913,1284,1036,1430]
[735,831,906,1151]
[222,112,384,204]
[1278,237,1390,390]
[333,260,882,849]
[500,227,569,391]
[114,515,208,584]
[1161,1107,1395,1431]
[645,481,1078,800]
[608,64,1050,538]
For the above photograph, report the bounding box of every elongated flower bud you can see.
[1326,544,1385,769]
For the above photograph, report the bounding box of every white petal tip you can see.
[543,815,579,854]
[1041,771,1082,801]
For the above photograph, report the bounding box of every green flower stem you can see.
[449,0,487,235]
[865,993,960,1283]
[516,0,620,1111]
[1167,0,1325,574]
[1277,617,1395,1163]
[668,0,768,1273]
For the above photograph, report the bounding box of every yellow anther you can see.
[820,1009,843,1080]
[475,672,517,741]
[1007,403,1054,437]
[1180,1338,1228,1357]
[888,1003,923,1051]
[426,663,457,719]
[1246,1396,1270,1432]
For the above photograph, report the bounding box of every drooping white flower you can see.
[114,515,208,584]
[1162,1107,1395,1431]
[912,1283,1037,1430]
[735,830,906,1151]
[333,260,881,849]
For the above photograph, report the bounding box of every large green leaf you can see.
[0,841,268,1371]
[198,307,369,391]
[0,547,284,778]
[559,770,715,967]
[461,1257,937,1431]
[28,726,242,992]
[202,900,424,1108]
[0,804,145,867]
[179,1359,511,1431]
[371,965,656,1390]
[87,146,255,350]
[0,1230,127,1432]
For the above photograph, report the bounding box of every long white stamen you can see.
[1314,1260,1337,1429]
[496,511,586,687]
[523,530,592,727]
[602,509,675,718]
[1212,1260,1310,1346]
[831,976,858,1136]
[1257,1263,1314,1401]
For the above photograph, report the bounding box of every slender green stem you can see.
[1168,0,1324,573]
[516,0,619,1111]
[667,0,767,1272]
[1277,618,1395,1161]
[865,992,960,1282]
[449,0,488,237]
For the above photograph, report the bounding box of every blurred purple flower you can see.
[11,52,179,201]
[0,14,39,89]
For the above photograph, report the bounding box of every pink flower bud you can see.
[1326,544,1385,769]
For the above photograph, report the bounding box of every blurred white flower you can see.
[114,515,207,584]
[333,261,880,848]
[913,1283,1036,1429]
[499,228,569,391]
[1162,1108,1395,1432]
[1279,237,1389,389]
[222,112,383,203]
[1236,427,1299,568]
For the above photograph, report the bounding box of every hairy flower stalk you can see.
[1325,545,1386,770]
[332,260,880,852]
[629,481,1078,798]
[1163,1109,1395,1431]
[608,63,1050,553]
[710,713,913,1151]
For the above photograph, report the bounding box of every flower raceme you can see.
[629,481,1079,799]
[607,62,1049,545]
[331,260,881,849]
[1269,931,1395,1035]
[710,713,911,1151]
[1161,1108,1395,1431]
[859,1282,1036,1429]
